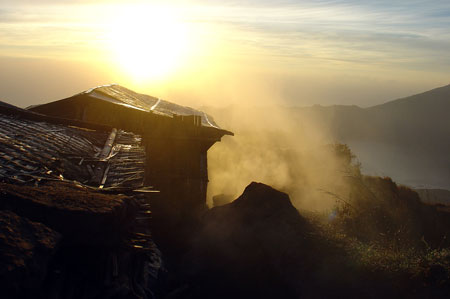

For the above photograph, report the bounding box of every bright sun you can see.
[107,5,190,81]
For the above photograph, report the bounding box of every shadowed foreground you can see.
[162,182,450,299]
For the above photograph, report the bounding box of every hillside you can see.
[176,182,450,298]
[348,84,450,189]
[328,85,450,190]
[205,84,450,191]
[370,84,450,113]
[366,84,450,145]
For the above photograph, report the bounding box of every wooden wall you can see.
[31,96,221,210]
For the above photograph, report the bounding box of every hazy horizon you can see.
[1,0,449,108]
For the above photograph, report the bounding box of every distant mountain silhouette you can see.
[337,85,450,189]
[366,84,450,145]
[371,84,450,111]
[289,84,450,146]
[302,84,450,189]
[206,84,450,190]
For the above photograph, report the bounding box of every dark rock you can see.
[0,210,60,298]
[211,181,307,222]
[184,182,313,298]
[178,182,377,299]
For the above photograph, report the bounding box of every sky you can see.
[0,0,449,108]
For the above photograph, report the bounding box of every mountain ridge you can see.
[205,83,450,190]
[369,83,450,110]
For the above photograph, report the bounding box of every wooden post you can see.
[92,128,117,186]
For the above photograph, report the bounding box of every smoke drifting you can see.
[206,105,356,212]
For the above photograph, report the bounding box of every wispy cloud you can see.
[0,0,448,107]
[180,0,450,72]
[0,4,108,59]
[0,0,449,72]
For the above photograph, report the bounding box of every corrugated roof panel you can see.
[91,85,221,129]
[105,130,146,189]
[0,106,147,190]
[0,113,101,184]
[95,85,159,112]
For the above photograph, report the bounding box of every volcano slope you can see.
[179,183,377,298]
[163,182,450,299]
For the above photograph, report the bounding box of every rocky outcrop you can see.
[0,210,60,298]
[180,183,313,298]
[173,182,377,299]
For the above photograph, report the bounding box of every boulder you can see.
[178,182,372,299]
[184,182,313,298]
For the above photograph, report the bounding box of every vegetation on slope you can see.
[310,144,450,296]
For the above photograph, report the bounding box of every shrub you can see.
[335,175,450,249]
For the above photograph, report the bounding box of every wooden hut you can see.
[29,84,233,211]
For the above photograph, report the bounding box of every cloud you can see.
[183,0,450,72]
[0,0,449,107]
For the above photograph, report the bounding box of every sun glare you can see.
[107,5,190,82]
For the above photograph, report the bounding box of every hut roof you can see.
[79,84,223,130]
[0,102,145,190]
